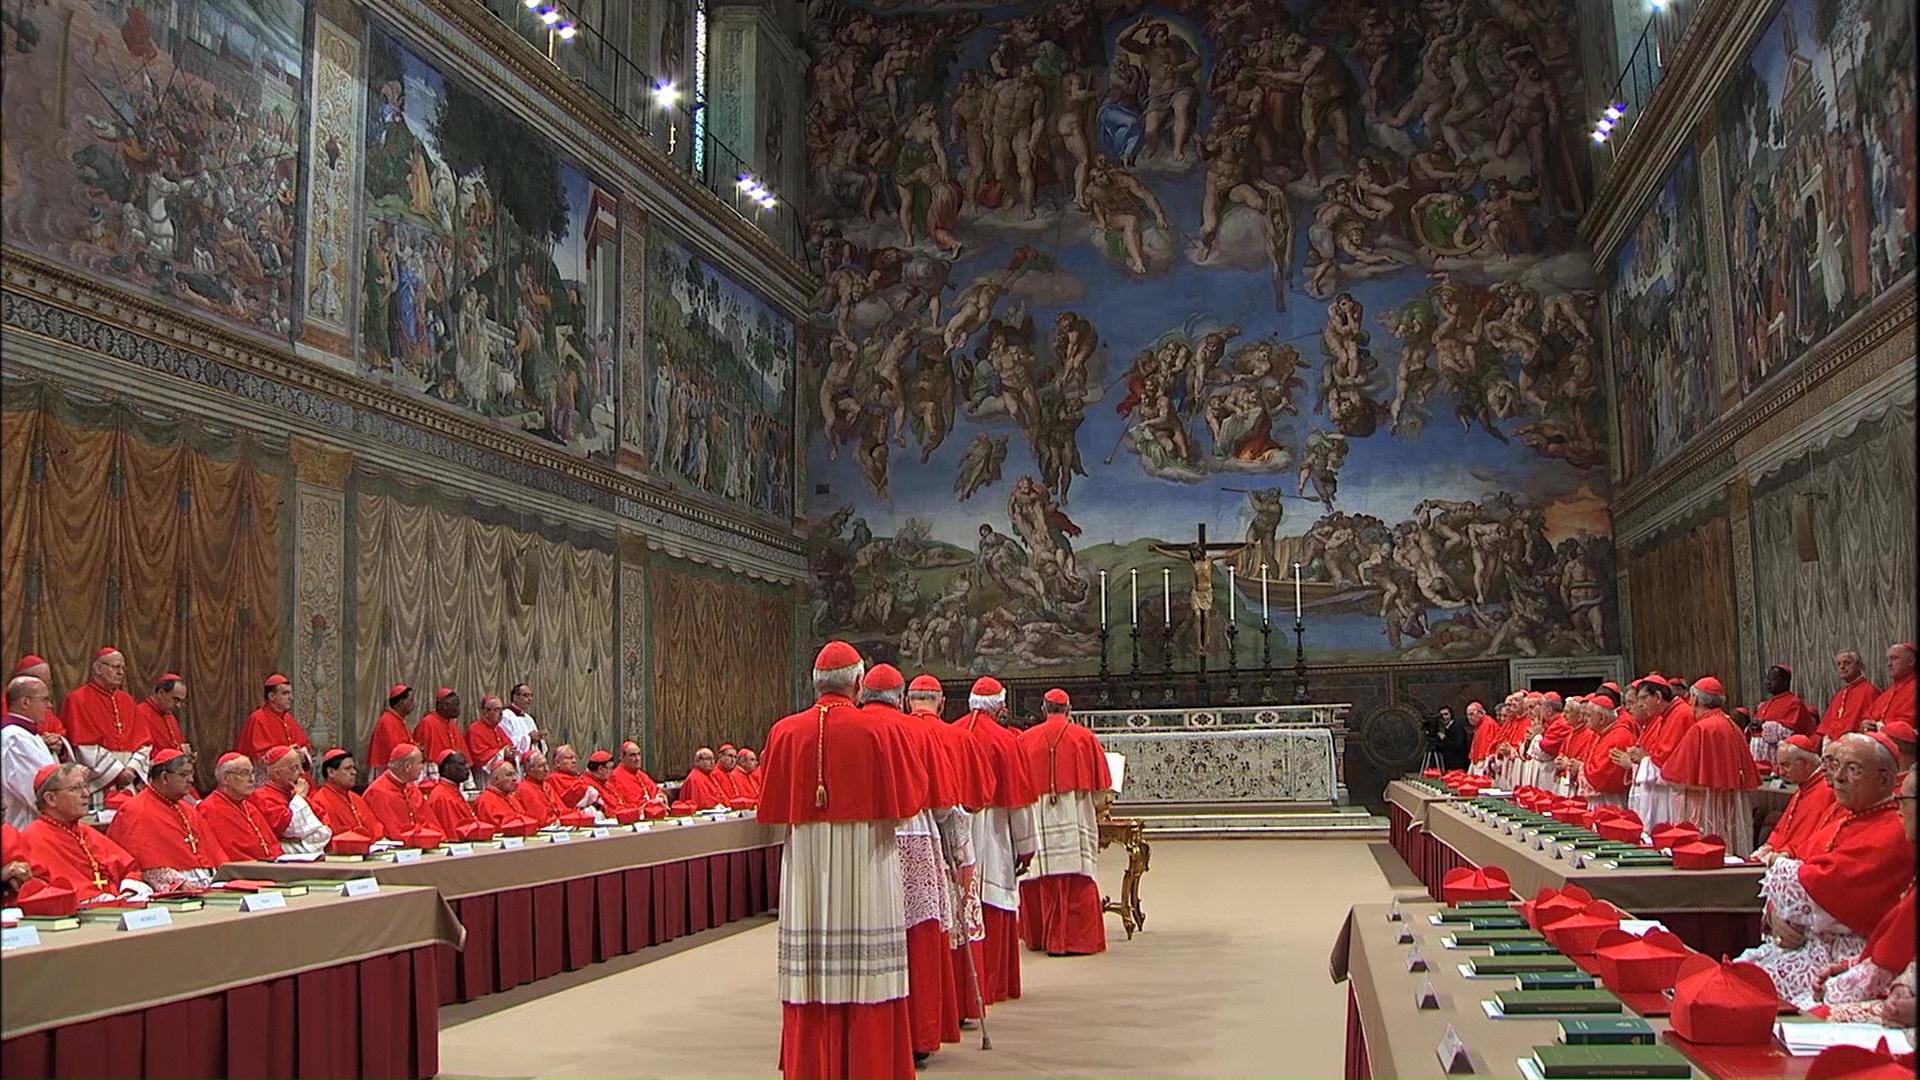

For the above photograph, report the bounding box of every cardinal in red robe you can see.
[1466,702,1499,774]
[1862,643,1915,730]
[106,748,226,886]
[235,675,311,785]
[1754,735,1842,863]
[512,752,566,827]
[60,647,149,803]
[543,745,602,821]
[1755,664,1818,741]
[21,763,143,898]
[132,674,190,755]
[1662,677,1761,854]
[423,751,492,840]
[759,641,926,1080]
[679,747,731,810]
[904,673,987,1043]
[1576,694,1638,805]
[1016,688,1110,956]
[733,748,764,802]
[198,753,283,861]
[464,695,514,777]
[363,744,435,843]
[411,689,470,781]
[606,741,665,810]
[308,749,387,846]
[476,759,536,831]
[953,676,1037,1007]
[1819,652,1881,740]
[365,685,416,772]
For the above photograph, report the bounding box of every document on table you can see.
[1774,1022,1914,1055]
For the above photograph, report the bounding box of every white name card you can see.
[444,843,474,857]
[591,827,612,839]
[2,925,42,950]
[548,832,571,844]
[1416,974,1441,1009]
[118,908,174,931]
[1387,897,1403,922]
[341,877,381,897]
[631,823,652,833]
[1435,1023,1473,1074]
[392,849,423,864]
[499,836,526,849]
[1,907,21,922]
[241,891,288,912]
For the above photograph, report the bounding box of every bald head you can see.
[5,675,49,717]
[1831,733,1899,811]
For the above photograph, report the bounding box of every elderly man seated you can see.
[1752,735,1841,864]
[1809,767,1916,1028]
[363,743,431,840]
[107,748,227,889]
[679,746,730,810]
[1737,733,1913,1007]
[199,753,284,860]
[20,763,147,899]
[307,749,386,843]
[249,745,332,854]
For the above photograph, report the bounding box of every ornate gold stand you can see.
[1097,800,1150,939]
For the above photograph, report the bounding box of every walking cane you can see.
[943,856,993,1050]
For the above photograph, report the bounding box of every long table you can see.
[220,816,783,1007]
[2,884,461,1080]
[1331,900,1820,1080]
[1384,780,1456,886]
[1417,803,1765,957]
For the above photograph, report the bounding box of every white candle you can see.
[1099,569,1108,627]
[1162,568,1171,626]
[1293,562,1303,620]
[1130,568,1138,625]
[1227,565,1235,621]
[1260,563,1269,621]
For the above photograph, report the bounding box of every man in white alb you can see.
[500,682,548,757]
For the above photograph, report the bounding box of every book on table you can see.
[149,897,205,912]
[1471,954,1582,974]
[1449,928,1547,945]
[1491,940,1565,955]
[1557,1017,1656,1045]
[1529,1043,1692,1078]
[1468,915,1531,929]
[20,915,81,930]
[1495,989,1625,1015]
[1519,971,1598,990]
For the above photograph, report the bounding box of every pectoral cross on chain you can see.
[1148,523,1251,673]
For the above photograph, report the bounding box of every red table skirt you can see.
[1344,984,1371,1080]
[2,946,440,1080]
[437,843,783,1005]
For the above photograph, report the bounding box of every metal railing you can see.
[472,0,809,267]
[1593,0,1701,166]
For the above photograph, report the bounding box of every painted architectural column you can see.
[704,5,804,202]
[1725,474,1758,701]
[297,5,367,367]
[617,533,651,770]
[288,438,353,753]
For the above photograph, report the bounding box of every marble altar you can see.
[1084,704,1351,807]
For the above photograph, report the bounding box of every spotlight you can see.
[538,6,560,25]
[1591,130,1608,144]
[653,81,678,107]
[1596,117,1615,133]
[523,0,540,7]
[557,21,576,39]
[1603,103,1625,121]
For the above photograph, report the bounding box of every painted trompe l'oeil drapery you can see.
[2,385,282,784]
[350,491,616,760]
[649,560,791,777]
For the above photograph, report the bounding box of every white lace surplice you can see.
[972,804,1036,913]
[1736,856,1868,1008]
[897,809,955,932]
[1629,755,1675,832]
[777,819,908,1006]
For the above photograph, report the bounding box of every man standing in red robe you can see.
[906,673,989,1036]
[607,740,665,811]
[954,676,1037,1005]
[1862,643,1915,730]
[1753,735,1841,864]
[106,748,226,890]
[411,689,470,783]
[236,674,311,786]
[61,647,149,808]
[1575,692,1637,807]
[1755,664,1817,755]
[199,753,283,861]
[1738,732,1913,1006]
[1016,688,1111,956]
[15,655,67,743]
[464,694,514,782]
[248,745,333,854]
[308,749,386,845]
[365,685,415,771]
[1662,676,1761,854]
[1466,701,1499,775]
[133,674,190,755]
[423,751,491,839]
[758,641,926,1080]
[679,746,731,810]
[1624,674,1693,830]
[1819,650,1881,741]
[363,743,434,843]
[21,763,144,899]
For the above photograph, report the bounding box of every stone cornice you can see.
[1611,274,1916,538]
[375,0,817,313]
[0,254,808,582]
[1579,0,1777,266]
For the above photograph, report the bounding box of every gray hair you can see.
[905,690,942,708]
[1778,739,1819,765]
[215,755,253,779]
[969,691,1006,713]
[858,686,904,709]
[36,762,86,803]
[1691,688,1726,711]
[4,675,45,711]
[1839,732,1898,772]
[814,661,863,698]
[1836,649,1863,665]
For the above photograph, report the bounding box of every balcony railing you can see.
[472,0,809,268]
[1591,0,1701,168]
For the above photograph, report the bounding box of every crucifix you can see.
[1148,523,1251,674]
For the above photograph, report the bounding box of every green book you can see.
[1558,1017,1657,1045]
[150,898,205,912]
[1469,915,1531,929]
[1494,989,1624,1015]
[1450,928,1547,945]
[1471,954,1582,974]
[1530,1044,1691,1078]
[1607,854,1672,867]
[1491,940,1564,955]
[1520,971,1598,990]
[18,915,80,931]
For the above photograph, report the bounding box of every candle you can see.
[1130,568,1138,625]
[1227,565,1235,621]
[1293,562,1303,620]
[1099,569,1109,628]
[1260,563,1269,621]
[1162,568,1171,626]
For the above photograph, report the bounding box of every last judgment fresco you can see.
[803,0,1617,677]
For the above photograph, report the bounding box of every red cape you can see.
[511,778,563,826]
[364,709,413,770]
[363,770,429,837]
[756,694,926,824]
[1763,771,1841,859]
[199,790,284,860]
[308,782,386,842]
[424,779,484,835]
[1661,709,1760,788]
[1800,800,1912,935]
[1756,692,1817,735]
[909,707,992,809]
[954,709,1038,808]
[1639,699,1694,767]
[106,786,227,871]
[410,714,469,764]
[476,788,532,829]
[865,702,952,808]
[236,706,311,761]
[609,765,665,806]
[133,701,186,753]
[1538,716,1571,757]
[1580,720,1638,794]
[1468,716,1500,760]
[464,720,512,771]
[1017,717,1111,796]
[1863,673,1915,726]
[21,815,140,894]
[247,782,298,835]
[1866,886,1915,973]
[1820,679,1880,739]
[60,683,146,751]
